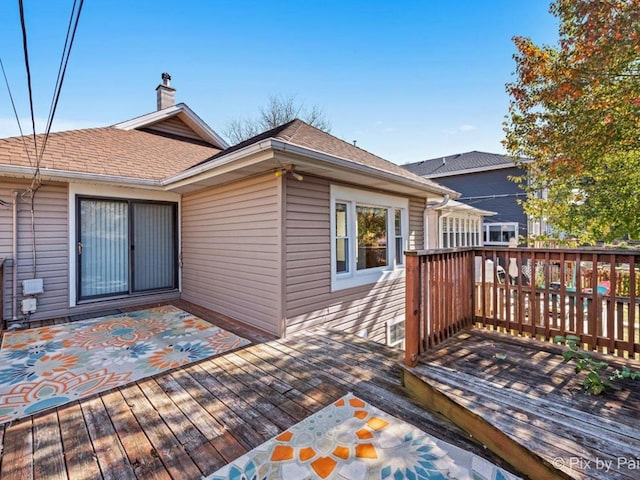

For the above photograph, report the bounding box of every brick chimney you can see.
[156,73,176,110]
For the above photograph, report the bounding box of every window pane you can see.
[489,225,501,242]
[395,209,403,266]
[357,206,387,270]
[395,237,404,265]
[336,238,349,273]
[336,203,348,236]
[390,321,405,344]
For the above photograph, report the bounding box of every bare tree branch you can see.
[224,95,331,145]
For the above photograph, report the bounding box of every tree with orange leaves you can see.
[505,0,640,244]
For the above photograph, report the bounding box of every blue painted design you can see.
[24,396,69,414]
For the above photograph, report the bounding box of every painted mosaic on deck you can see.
[0,305,250,424]
[206,393,518,480]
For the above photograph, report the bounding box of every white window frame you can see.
[387,317,405,349]
[439,214,483,248]
[330,185,408,291]
[483,222,519,246]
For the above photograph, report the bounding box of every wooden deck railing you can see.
[405,249,475,366]
[405,247,640,366]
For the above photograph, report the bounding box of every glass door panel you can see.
[132,202,176,291]
[78,199,129,299]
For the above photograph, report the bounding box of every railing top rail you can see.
[407,247,640,257]
[405,247,475,256]
[475,246,640,255]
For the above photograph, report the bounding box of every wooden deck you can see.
[0,301,513,479]
[401,328,640,480]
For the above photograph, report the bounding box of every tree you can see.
[224,95,331,144]
[504,0,640,244]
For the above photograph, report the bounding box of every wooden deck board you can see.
[101,389,172,480]
[402,328,640,480]
[82,396,137,480]
[33,411,67,480]
[118,384,203,480]
[0,301,516,479]
[2,418,33,480]
[136,378,226,475]
[58,402,101,480]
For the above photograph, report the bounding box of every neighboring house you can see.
[403,151,530,245]
[424,199,495,250]
[0,75,490,347]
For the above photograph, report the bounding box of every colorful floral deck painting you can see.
[206,393,519,480]
[0,305,250,424]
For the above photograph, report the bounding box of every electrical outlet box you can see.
[21,297,37,314]
[22,278,44,295]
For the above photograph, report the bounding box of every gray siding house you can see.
[403,151,529,245]
[0,76,467,347]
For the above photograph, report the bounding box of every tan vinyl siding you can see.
[145,116,202,140]
[0,180,68,321]
[181,174,282,335]
[284,175,423,344]
[409,197,425,250]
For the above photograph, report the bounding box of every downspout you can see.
[424,195,450,249]
[425,194,450,210]
[11,191,18,321]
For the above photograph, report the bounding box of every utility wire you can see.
[15,0,85,278]
[39,0,84,163]
[18,0,38,165]
[0,56,34,167]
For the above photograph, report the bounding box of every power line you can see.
[39,0,84,163]
[18,0,38,163]
[0,56,34,167]
[457,193,527,201]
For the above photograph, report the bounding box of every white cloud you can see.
[458,124,477,132]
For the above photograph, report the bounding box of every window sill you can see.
[331,267,405,292]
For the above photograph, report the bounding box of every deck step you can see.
[402,359,640,480]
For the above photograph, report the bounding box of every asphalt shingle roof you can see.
[193,119,453,193]
[0,127,221,180]
[402,151,525,177]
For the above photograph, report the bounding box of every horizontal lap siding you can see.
[409,197,425,250]
[146,117,202,141]
[181,174,281,335]
[0,180,69,321]
[285,176,424,344]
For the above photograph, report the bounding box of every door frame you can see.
[75,194,179,302]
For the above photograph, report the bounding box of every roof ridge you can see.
[275,118,305,141]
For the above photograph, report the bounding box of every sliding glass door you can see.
[132,202,176,291]
[77,197,177,301]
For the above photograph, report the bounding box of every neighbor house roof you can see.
[180,119,456,196]
[433,199,496,217]
[403,151,528,178]
[0,127,220,181]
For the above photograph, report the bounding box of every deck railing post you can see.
[405,252,421,367]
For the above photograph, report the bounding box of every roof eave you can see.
[162,137,459,197]
[0,165,163,189]
[270,140,459,198]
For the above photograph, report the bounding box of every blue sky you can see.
[0,1,558,164]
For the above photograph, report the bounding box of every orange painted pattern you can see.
[206,393,515,480]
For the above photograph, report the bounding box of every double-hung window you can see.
[331,185,408,291]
